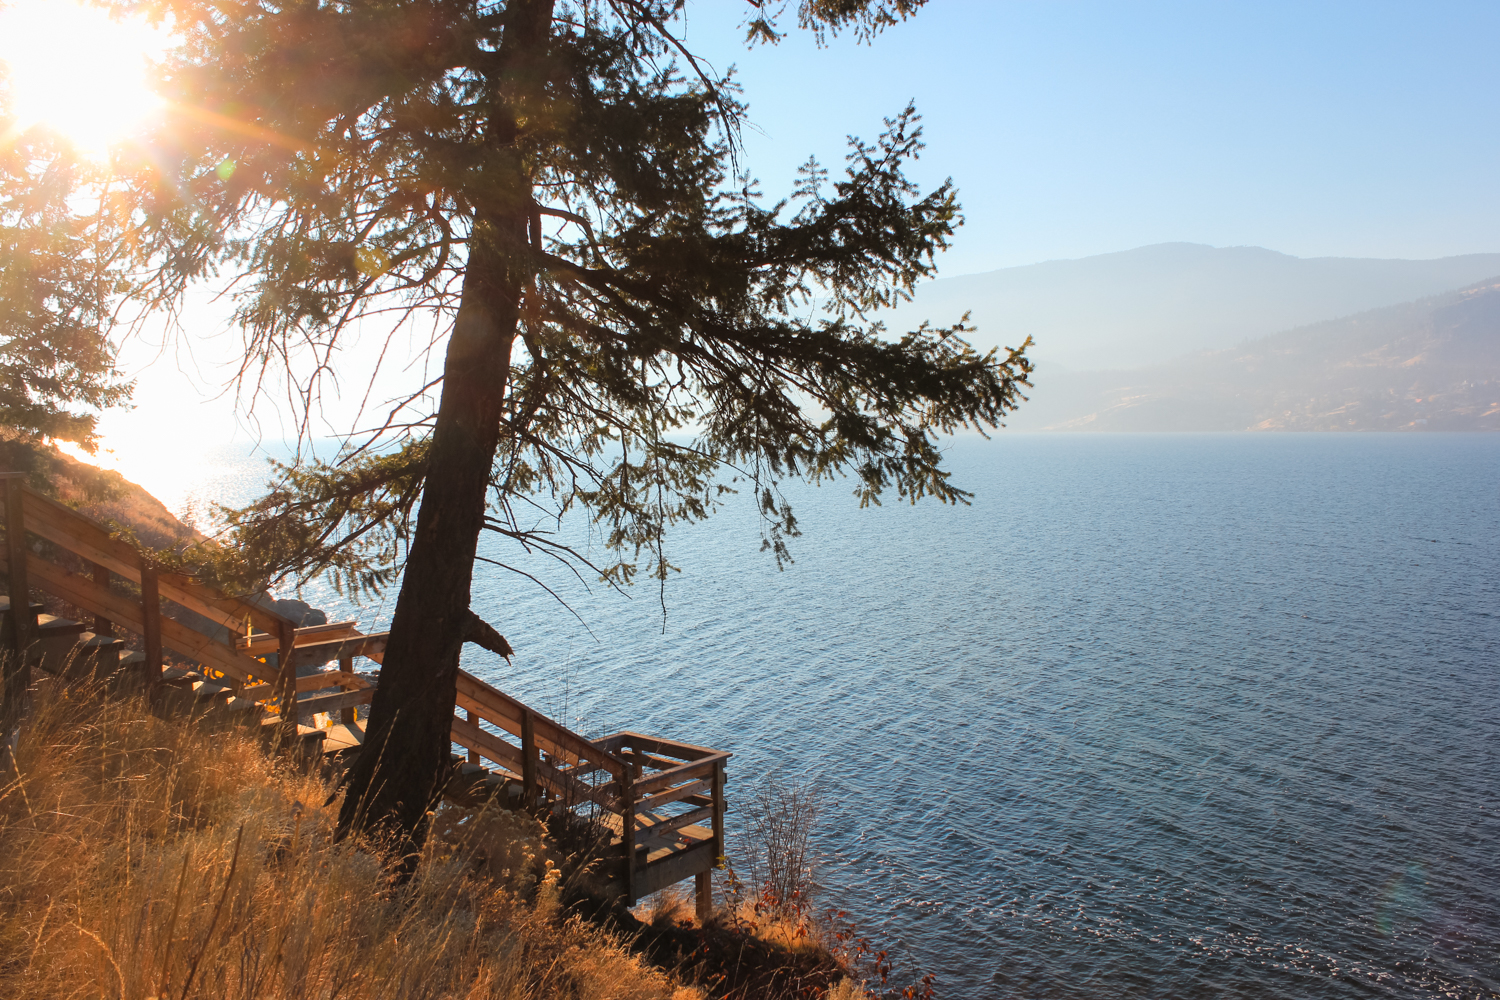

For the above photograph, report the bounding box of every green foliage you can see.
[745,0,930,46]
[85,0,1029,598]
[196,442,429,601]
[0,85,132,450]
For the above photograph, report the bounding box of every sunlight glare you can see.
[0,0,169,157]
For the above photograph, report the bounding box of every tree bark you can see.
[336,0,557,865]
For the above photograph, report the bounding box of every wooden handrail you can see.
[630,752,730,797]
[20,489,298,637]
[0,484,349,695]
[449,712,621,811]
[8,553,269,685]
[237,621,364,656]
[454,671,627,780]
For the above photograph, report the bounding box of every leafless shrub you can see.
[740,774,821,916]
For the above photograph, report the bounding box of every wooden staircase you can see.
[0,472,728,913]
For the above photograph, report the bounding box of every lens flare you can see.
[0,0,169,157]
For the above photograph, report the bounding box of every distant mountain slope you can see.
[1004,280,1500,431]
[890,243,1500,372]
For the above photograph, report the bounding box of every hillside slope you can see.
[1004,280,1500,431]
[887,243,1500,372]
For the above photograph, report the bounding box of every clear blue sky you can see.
[682,0,1500,275]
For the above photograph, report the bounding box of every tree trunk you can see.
[336,0,557,865]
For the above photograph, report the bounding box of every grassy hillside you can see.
[0,432,201,549]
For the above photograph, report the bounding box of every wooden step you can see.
[57,631,126,680]
[30,619,109,675]
[0,596,46,647]
[0,595,45,616]
[258,716,328,764]
[322,721,366,754]
[37,613,88,638]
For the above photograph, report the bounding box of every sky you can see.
[680,0,1500,274]
[8,0,1497,477]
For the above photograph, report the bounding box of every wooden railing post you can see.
[91,563,112,636]
[338,650,356,725]
[2,473,31,732]
[520,708,538,807]
[711,758,726,861]
[464,708,479,764]
[698,757,727,923]
[620,769,637,904]
[138,559,162,694]
[276,620,296,737]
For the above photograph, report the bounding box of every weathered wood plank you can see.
[635,779,712,814]
[621,748,687,773]
[237,621,366,657]
[296,670,372,693]
[455,673,523,723]
[604,731,720,761]
[139,563,162,685]
[285,632,389,672]
[295,687,374,720]
[710,758,726,872]
[636,805,713,841]
[633,838,717,899]
[21,490,294,636]
[631,754,729,797]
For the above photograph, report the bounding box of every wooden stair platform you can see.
[1,472,730,910]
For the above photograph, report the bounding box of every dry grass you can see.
[0,675,699,1000]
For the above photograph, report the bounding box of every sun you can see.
[0,0,169,158]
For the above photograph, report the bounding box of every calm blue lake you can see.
[179,433,1500,998]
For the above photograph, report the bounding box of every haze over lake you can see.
[158,432,1500,999]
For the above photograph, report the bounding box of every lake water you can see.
[151,433,1499,999]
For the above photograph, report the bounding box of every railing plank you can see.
[449,714,620,812]
[237,621,365,657]
[139,562,162,687]
[605,731,719,761]
[284,633,388,672]
[23,556,263,685]
[456,670,625,778]
[631,754,728,797]
[450,712,526,770]
[635,778,712,814]
[20,490,295,636]
[637,805,713,841]
[296,670,372,693]
[294,687,373,720]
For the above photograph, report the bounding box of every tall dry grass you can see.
[0,675,698,1000]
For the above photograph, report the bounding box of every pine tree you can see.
[0,116,130,452]
[89,0,1032,862]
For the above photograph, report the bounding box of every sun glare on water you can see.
[0,0,169,157]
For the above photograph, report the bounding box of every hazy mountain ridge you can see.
[893,243,1500,372]
[1005,279,1500,431]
